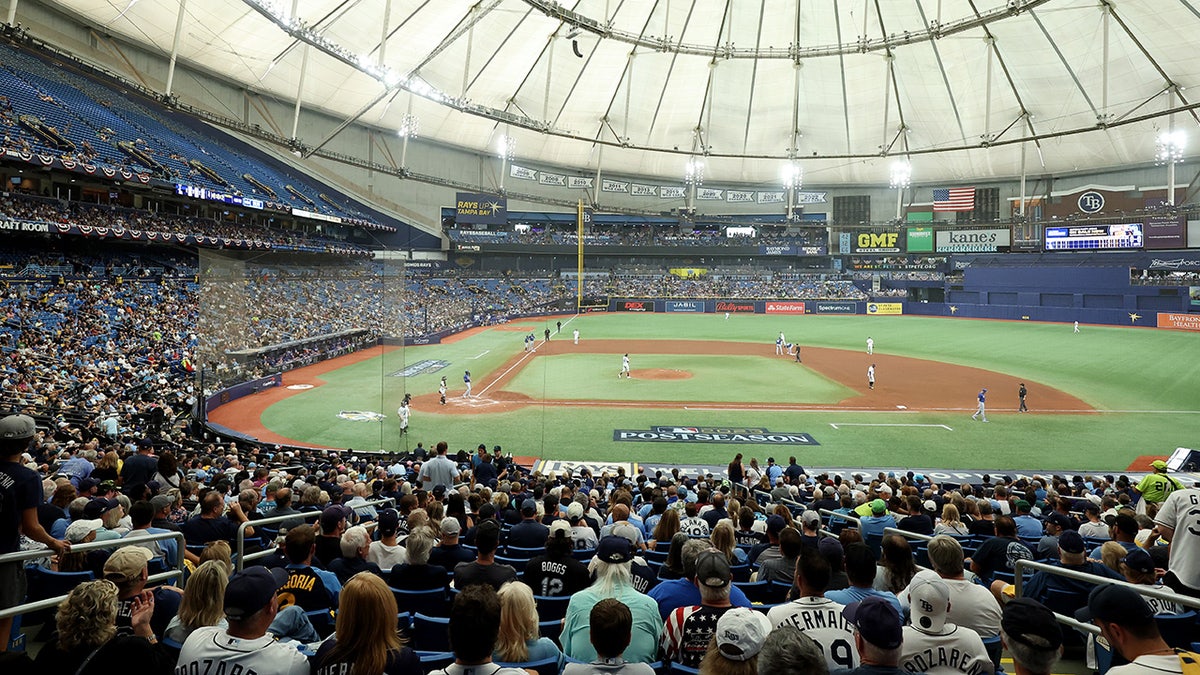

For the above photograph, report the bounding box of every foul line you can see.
[830,423,954,431]
[468,350,490,359]
[477,314,581,397]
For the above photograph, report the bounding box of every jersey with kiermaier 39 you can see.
[175,625,309,675]
[766,597,860,672]
[1155,488,1200,590]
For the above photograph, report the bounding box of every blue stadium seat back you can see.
[644,550,670,564]
[495,555,529,569]
[991,570,1016,585]
[391,586,449,618]
[768,580,793,600]
[497,656,560,675]
[732,581,785,605]
[413,613,452,652]
[24,566,94,624]
[1154,611,1198,649]
[146,557,169,577]
[571,548,596,562]
[416,650,455,673]
[864,534,884,559]
[914,545,931,569]
[504,546,542,561]
[537,618,563,644]
[729,564,752,583]
[980,634,1003,674]
[532,594,571,621]
[669,662,702,675]
[750,603,785,615]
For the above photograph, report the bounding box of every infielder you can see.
[573,328,580,345]
[867,336,874,354]
[463,370,472,397]
[776,334,785,355]
[397,395,410,434]
[972,388,988,421]
[867,364,876,390]
[439,377,447,405]
[619,353,630,378]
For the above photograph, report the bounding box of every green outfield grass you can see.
[505,354,854,403]
[252,314,1200,471]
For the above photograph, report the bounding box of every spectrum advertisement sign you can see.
[765,301,806,315]
[812,302,858,314]
[664,301,704,313]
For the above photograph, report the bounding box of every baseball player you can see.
[544,328,551,342]
[462,370,472,397]
[776,334,785,355]
[724,311,730,320]
[573,328,580,345]
[971,388,988,421]
[556,320,562,334]
[1018,383,1028,412]
[794,345,802,363]
[397,395,410,434]
[439,376,447,405]
[867,336,874,354]
[867,364,876,390]
[1074,320,1080,333]
[619,353,630,379]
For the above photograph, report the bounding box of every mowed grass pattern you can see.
[256,314,1200,471]
[504,354,855,403]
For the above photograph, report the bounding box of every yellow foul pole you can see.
[576,199,584,312]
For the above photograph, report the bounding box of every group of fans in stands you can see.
[2,412,1198,675]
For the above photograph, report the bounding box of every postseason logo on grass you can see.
[614,426,819,445]
[388,360,450,377]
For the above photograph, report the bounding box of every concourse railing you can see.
[0,530,187,621]
[234,497,395,570]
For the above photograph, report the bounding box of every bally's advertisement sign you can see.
[851,231,902,254]
[614,426,819,446]
[454,192,507,225]
[936,228,1011,253]
[664,301,704,313]
[715,301,756,313]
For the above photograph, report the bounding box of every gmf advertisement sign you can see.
[851,231,902,254]
[765,301,806,315]
[1157,313,1200,331]
[867,303,903,315]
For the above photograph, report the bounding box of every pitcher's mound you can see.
[631,368,692,380]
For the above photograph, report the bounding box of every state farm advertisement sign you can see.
[715,301,755,313]
[617,300,653,312]
[765,301,806,315]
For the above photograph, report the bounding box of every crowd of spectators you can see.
[2,418,1197,675]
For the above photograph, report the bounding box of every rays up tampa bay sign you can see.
[614,426,819,445]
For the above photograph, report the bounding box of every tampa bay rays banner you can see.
[455,192,507,225]
[509,164,537,180]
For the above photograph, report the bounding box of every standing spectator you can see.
[1133,461,1185,515]
[426,585,529,675]
[120,439,158,486]
[1000,599,1062,675]
[1153,483,1200,597]
[418,441,460,492]
[311,572,419,675]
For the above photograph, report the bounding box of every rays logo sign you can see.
[614,426,819,445]
[337,411,386,422]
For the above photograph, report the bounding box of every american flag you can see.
[933,187,976,212]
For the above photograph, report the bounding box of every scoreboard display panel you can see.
[1044,223,1143,250]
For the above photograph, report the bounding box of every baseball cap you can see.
[150,494,174,512]
[78,478,99,493]
[870,499,887,515]
[818,536,844,560]
[596,535,634,564]
[320,504,352,531]
[224,566,290,620]
[83,497,120,519]
[695,550,733,588]
[766,515,787,535]
[1151,460,1168,471]
[521,498,537,514]
[908,577,951,633]
[103,546,154,584]
[65,518,104,544]
[1003,598,1063,650]
[0,414,35,440]
[923,500,938,513]
[1057,530,1085,555]
[714,608,772,661]
[1015,500,1031,512]
[1045,513,1072,530]
[566,501,585,521]
[440,516,462,536]
[801,510,821,527]
[1075,583,1154,626]
[1121,548,1155,576]
[611,522,641,545]
[376,508,400,535]
[843,596,903,649]
[549,520,572,539]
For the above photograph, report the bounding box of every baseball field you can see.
[209,313,1200,472]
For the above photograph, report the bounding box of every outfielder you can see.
[439,376,447,405]
[619,353,630,378]
[867,336,874,354]
[573,328,580,345]
[1074,320,1080,333]
[463,370,473,397]
[971,388,988,421]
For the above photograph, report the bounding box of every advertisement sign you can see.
[614,426,819,446]
[907,227,934,253]
[812,302,857,314]
[1144,213,1186,250]
[616,300,653,312]
[851,231,902,254]
[866,303,903,315]
[665,300,704,313]
[1157,312,1200,331]
[765,301,806,315]
[760,245,796,255]
[935,228,1011,253]
[1044,223,1143,250]
[455,192,507,225]
[715,301,756,313]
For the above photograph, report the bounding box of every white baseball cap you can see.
[715,608,772,661]
[908,577,951,633]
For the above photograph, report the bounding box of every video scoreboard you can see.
[1044,223,1143,251]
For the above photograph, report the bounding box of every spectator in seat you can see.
[872,535,918,595]
[661,550,737,668]
[180,490,253,546]
[833,596,907,675]
[859,500,896,539]
[698,608,771,675]
[568,501,599,551]
[562,599,655,675]
[757,625,830,675]
[701,491,728,530]
[493,581,563,665]
[430,516,474,568]
[523,520,590,597]
[768,547,860,672]
[1077,503,1110,540]
[967,500,996,538]
[897,496,934,536]
[1036,513,1071,559]
[327,525,381,583]
[755,526,801,586]
[366,508,407,570]
[735,507,766,547]
[1000,599,1062,675]
[33,580,169,675]
[562,535,665,663]
[507,499,550,549]
[1013,500,1043,539]
[970,516,1033,583]
[996,530,1121,605]
[900,536,1000,638]
[1076,584,1182,675]
[825,543,902,612]
[310,572,419,675]
[1089,514,1139,559]
[649,508,681,551]
[680,502,711,537]
[649,538,752,619]
[389,526,448,590]
[426,584,529,675]
[104,543,182,639]
[820,536,851,591]
[748,515,786,566]
[797,510,822,549]
[1118,549,1183,614]
[453,519,517,590]
[933,504,970,537]
[898,578,991,675]
[315,504,352,566]
[278,525,341,611]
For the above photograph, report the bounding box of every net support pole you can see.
[576,199,584,312]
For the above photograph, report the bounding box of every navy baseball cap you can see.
[1003,598,1062,650]
[596,535,634,564]
[1057,530,1085,554]
[83,497,120,519]
[1121,549,1155,576]
[225,566,289,620]
[1075,583,1153,626]
[843,596,903,649]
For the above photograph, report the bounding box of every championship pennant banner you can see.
[503,164,827,203]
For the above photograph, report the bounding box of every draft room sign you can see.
[614,426,819,445]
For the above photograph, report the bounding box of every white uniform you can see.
[573,329,580,344]
[397,403,410,432]
[725,312,730,320]
[867,337,874,354]
[777,333,786,355]
[767,597,859,672]
[1155,488,1200,592]
[620,355,630,377]
[177,625,309,675]
[1074,321,1080,333]
[867,365,876,390]
[900,624,992,675]
[463,372,472,397]
[438,381,447,405]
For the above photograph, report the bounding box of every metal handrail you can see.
[0,530,187,620]
[234,497,395,570]
[883,527,935,543]
[819,508,860,523]
[1012,558,1200,636]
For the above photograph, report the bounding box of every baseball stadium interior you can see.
[1,2,1199,675]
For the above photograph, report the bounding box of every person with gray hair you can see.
[661,550,737,668]
[1000,599,1062,675]
[900,535,1001,638]
[327,525,380,583]
[757,625,829,675]
[648,538,753,619]
[388,526,449,590]
[562,536,664,663]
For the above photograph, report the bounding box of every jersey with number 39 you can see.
[1155,488,1200,590]
[767,597,859,671]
